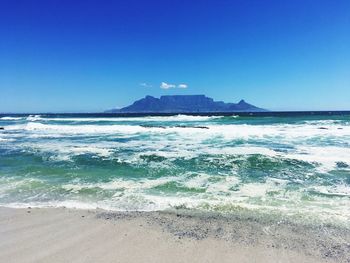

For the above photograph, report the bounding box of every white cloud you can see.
[160,82,188,89]
[160,82,176,89]
[139,83,152,88]
[178,84,188,89]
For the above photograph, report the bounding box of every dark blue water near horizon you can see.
[1,111,350,118]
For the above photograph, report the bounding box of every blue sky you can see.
[1,0,349,112]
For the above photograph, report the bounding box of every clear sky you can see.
[1,0,349,112]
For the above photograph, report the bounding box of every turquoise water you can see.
[0,114,349,224]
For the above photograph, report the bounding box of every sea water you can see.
[0,113,349,226]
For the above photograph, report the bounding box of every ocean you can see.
[0,113,349,226]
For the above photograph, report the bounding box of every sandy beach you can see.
[0,207,349,263]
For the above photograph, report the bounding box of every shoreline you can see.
[1,207,349,263]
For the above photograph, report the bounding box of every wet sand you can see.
[0,207,349,263]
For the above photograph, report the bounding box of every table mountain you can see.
[106,95,266,113]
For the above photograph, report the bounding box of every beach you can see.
[0,207,349,263]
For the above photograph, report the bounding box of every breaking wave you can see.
[0,114,349,226]
[0,116,23,121]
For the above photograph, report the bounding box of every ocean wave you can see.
[1,174,349,225]
[0,138,15,142]
[0,116,23,121]
[5,124,350,173]
[1,115,350,225]
[309,184,350,197]
[285,146,350,172]
[26,115,42,121]
[302,119,350,126]
[7,122,350,140]
[28,114,222,123]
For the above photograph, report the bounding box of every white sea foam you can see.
[238,178,289,198]
[0,117,23,120]
[0,138,15,142]
[6,119,350,172]
[21,122,149,134]
[303,119,350,126]
[54,175,350,223]
[2,116,350,224]
[6,121,350,144]
[311,184,350,197]
[19,141,115,161]
[0,178,45,194]
[26,115,42,121]
[1,173,349,223]
[286,146,350,172]
[34,115,221,123]
[62,176,178,193]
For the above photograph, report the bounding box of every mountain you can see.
[106,95,267,113]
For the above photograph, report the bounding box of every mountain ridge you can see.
[106,95,267,113]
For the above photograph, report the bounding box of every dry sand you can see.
[0,207,349,263]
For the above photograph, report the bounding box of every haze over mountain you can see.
[106,95,266,113]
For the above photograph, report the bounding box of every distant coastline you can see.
[105,95,267,113]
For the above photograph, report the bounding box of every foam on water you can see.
[31,114,221,123]
[0,116,23,121]
[6,121,350,141]
[0,114,349,226]
[3,124,350,173]
[285,146,350,172]
[0,138,15,142]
